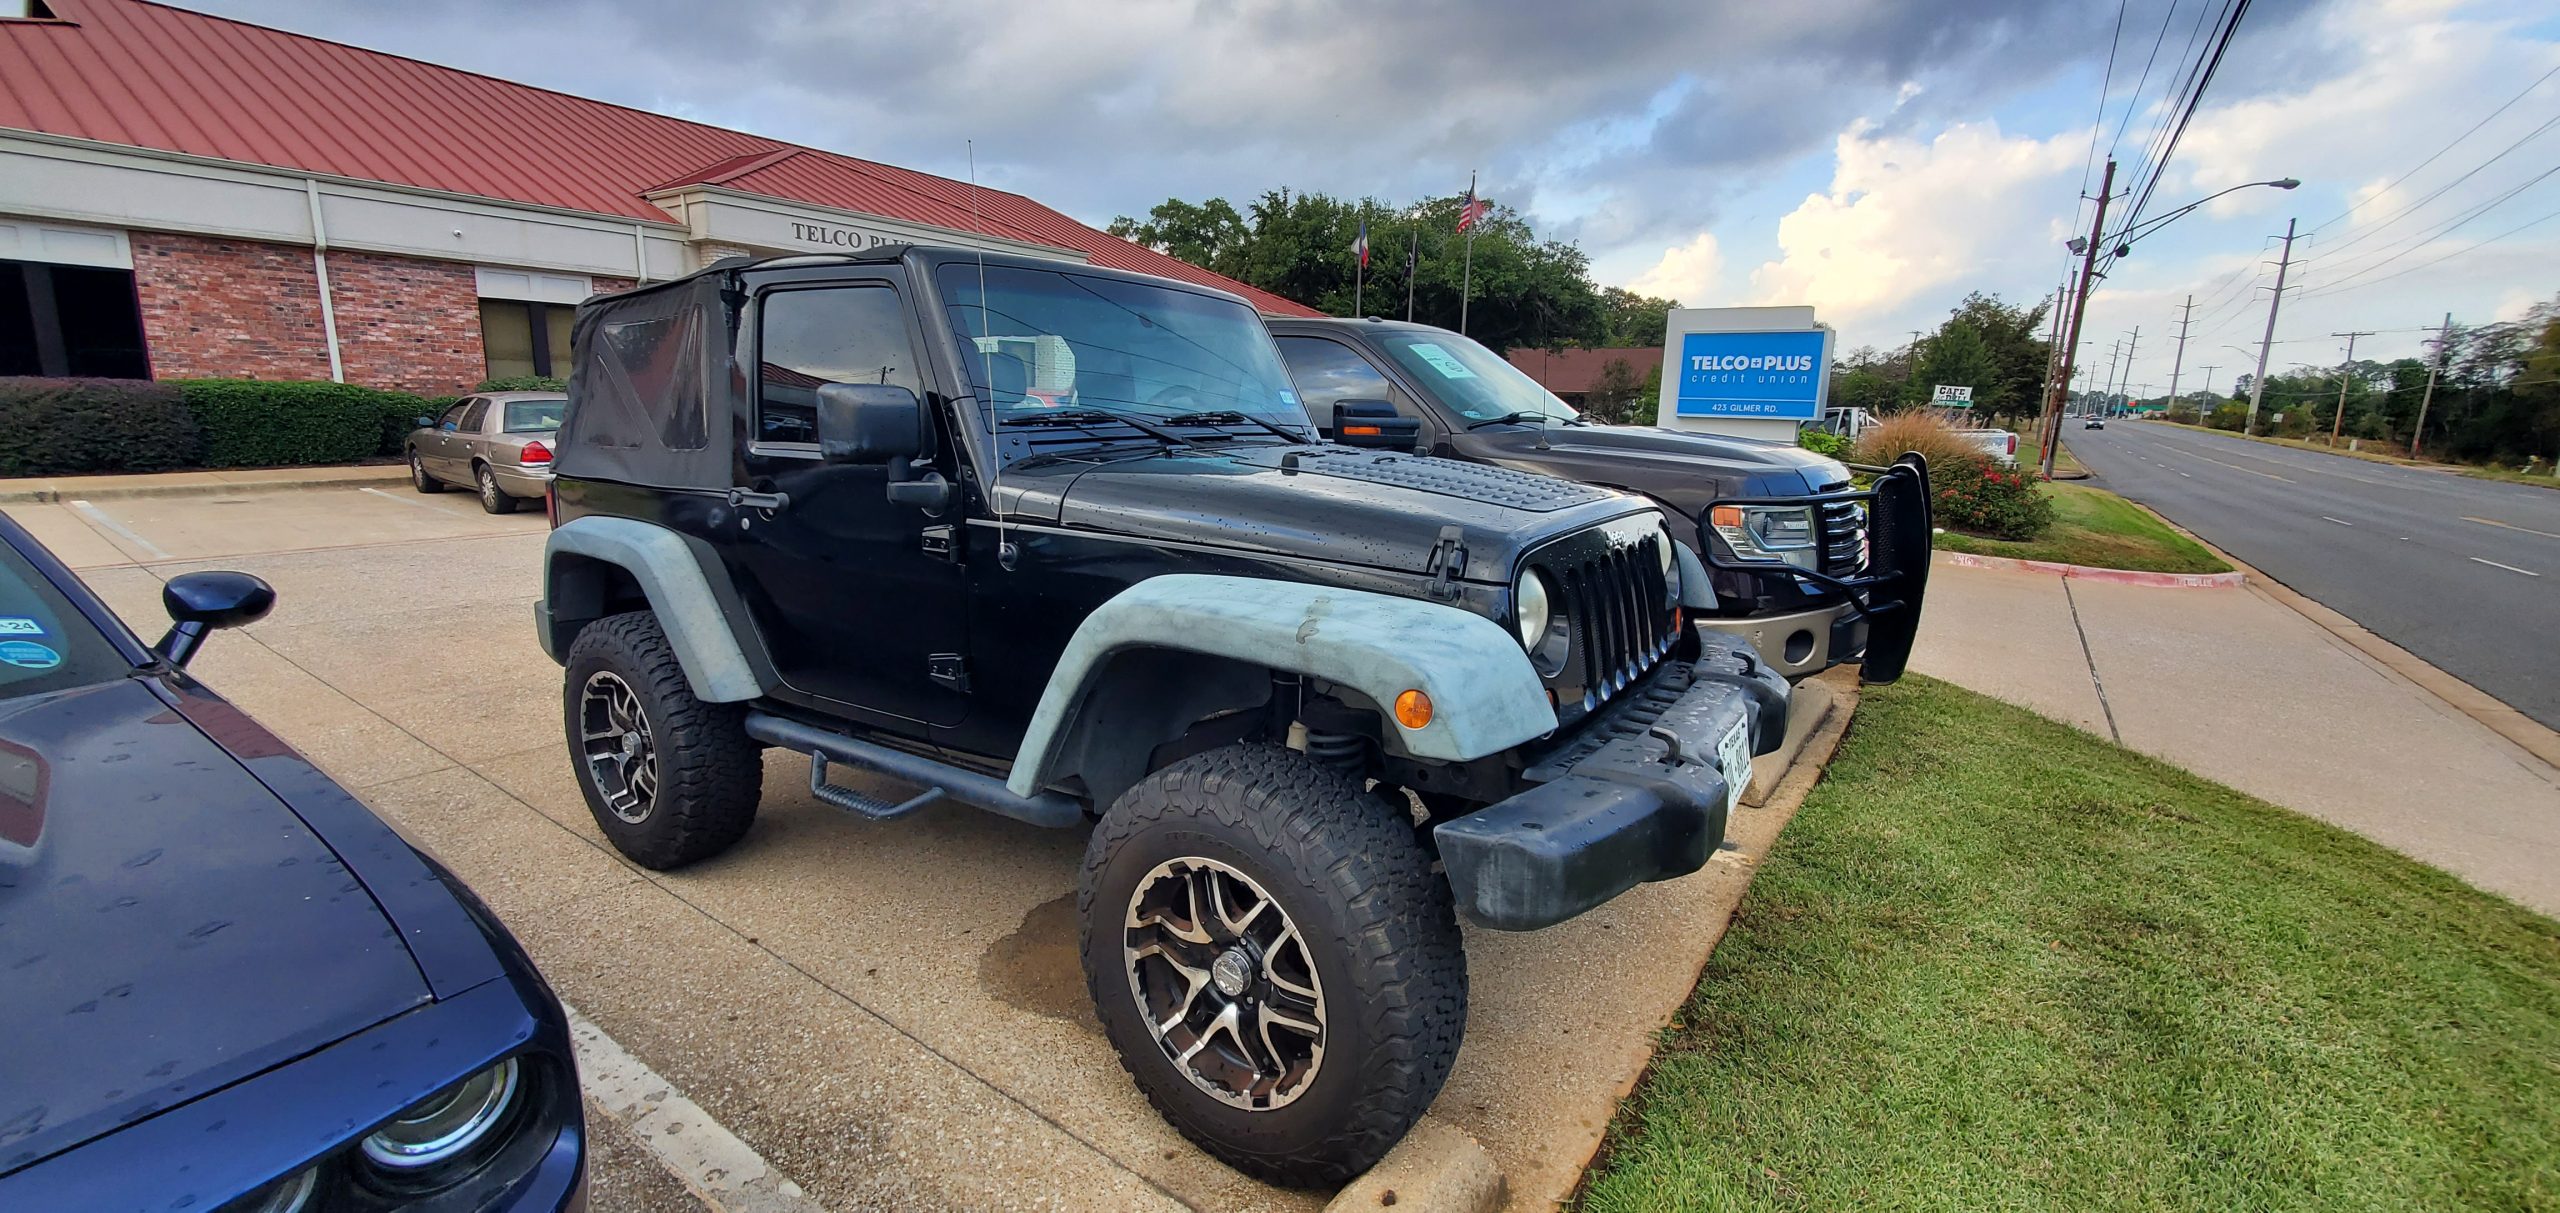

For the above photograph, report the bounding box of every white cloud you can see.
[1625,232,1724,304]
[1741,119,2082,344]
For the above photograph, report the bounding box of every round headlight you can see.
[234,1167,319,1213]
[361,1057,522,1171]
[1513,569,1552,650]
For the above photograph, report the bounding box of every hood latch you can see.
[1424,525,1468,601]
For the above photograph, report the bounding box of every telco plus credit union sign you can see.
[1673,330,1829,420]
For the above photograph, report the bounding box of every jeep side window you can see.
[1275,336,1407,433]
[756,286,923,447]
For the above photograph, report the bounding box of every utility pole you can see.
[2166,294,2193,414]
[2041,158,2115,479]
[2411,312,2454,458]
[2245,218,2298,437]
[2197,364,2219,416]
[2037,268,2073,415]
[2117,327,2141,406]
[2328,329,2376,445]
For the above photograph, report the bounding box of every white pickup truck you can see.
[1961,428,2020,467]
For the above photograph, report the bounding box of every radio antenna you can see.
[965,140,1014,567]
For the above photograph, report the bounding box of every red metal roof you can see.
[1506,346,1663,394]
[0,0,1320,316]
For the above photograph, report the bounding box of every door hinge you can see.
[1424,525,1468,601]
[921,523,955,559]
[928,653,970,693]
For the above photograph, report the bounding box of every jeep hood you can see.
[1451,425,1849,520]
[1042,444,1657,581]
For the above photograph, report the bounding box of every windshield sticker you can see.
[1407,343,1479,380]
[0,618,44,636]
[0,641,59,670]
[1278,389,1299,405]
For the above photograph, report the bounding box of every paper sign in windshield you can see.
[1408,343,1478,380]
[0,618,43,636]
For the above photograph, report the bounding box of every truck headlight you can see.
[1513,569,1552,650]
[1709,505,1819,571]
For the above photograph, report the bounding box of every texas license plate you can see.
[1716,717,1752,813]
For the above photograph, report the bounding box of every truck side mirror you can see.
[1332,400,1422,450]
[814,383,927,465]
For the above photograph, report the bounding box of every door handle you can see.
[727,488,791,512]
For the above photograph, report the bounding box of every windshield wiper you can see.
[1466,410,1566,430]
[1000,408,1194,446]
[1160,410,1313,443]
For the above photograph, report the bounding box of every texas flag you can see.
[1456,190,1490,233]
[1352,217,1370,268]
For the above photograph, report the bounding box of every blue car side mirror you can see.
[157,570,276,668]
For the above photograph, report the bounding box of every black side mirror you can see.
[814,383,926,465]
[156,570,276,668]
[1332,399,1422,450]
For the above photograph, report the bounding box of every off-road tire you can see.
[1080,744,1465,1187]
[409,450,445,492]
[562,611,762,869]
[476,464,520,514]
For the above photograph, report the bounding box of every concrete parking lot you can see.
[7,482,1832,1212]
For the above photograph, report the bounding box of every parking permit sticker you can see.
[0,618,43,636]
[1407,342,1478,380]
[0,641,59,670]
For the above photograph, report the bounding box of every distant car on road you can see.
[0,512,585,1211]
[2084,417,2106,430]
[407,391,564,514]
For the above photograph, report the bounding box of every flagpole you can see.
[1354,209,1365,317]
[1405,222,1418,322]
[1459,170,1477,336]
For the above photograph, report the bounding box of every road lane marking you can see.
[568,1004,826,1213]
[2185,452,2292,481]
[2321,516,2354,527]
[68,499,171,559]
[2470,557,2541,577]
[2464,515,2560,540]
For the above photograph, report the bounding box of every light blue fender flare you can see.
[540,517,763,703]
[1008,574,1559,799]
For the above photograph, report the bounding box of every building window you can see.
[2,259,149,378]
[479,299,575,381]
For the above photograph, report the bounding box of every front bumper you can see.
[1693,601,1865,681]
[1433,643,1789,931]
[1699,454,1933,685]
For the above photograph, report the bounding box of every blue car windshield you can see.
[938,263,1311,447]
[0,544,131,700]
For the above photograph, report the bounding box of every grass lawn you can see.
[1932,482,2231,574]
[1579,677,2560,1213]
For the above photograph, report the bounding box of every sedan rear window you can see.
[502,398,566,433]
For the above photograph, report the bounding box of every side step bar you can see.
[742,712,1085,830]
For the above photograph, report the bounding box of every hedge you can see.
[0,378,206,477]
[475,375,566,393]
[171,379,440,467]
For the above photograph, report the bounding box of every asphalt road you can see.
[2062,421,2560,730]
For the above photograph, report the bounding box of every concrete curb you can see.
[0,465,408,503]
[1936,549,2246,588]
[2129,503,2560,772]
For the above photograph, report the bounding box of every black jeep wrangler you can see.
[1267,317,1929,682]
[534,248,1930,1184]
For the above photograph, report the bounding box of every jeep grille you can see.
[1528,521,1679,723]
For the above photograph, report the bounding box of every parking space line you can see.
[2470,557,2541,577]
[359,485,474,516]
[2464,515,2560,541]
[69,499,171,559]
[2321,516,2354,527]
[567,1005,826,1213]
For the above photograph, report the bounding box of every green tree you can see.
[1912,320,1999,413]
[1583,357,1648,425]
[1106,197,1248,270]
[1595,287,1680,348]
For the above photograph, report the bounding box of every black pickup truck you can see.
[1268,317,1928,683]
[534,248,1933,1184]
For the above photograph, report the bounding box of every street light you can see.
[2085,178,2301,260]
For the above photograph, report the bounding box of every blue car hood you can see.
[0,679,430,1173]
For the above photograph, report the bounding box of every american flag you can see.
[1456,189,1490,233]
[1352,217,1369,268]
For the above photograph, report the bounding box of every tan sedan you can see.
[406,391,564,514]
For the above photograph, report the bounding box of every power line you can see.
[2306,63,2560,237]
[2298,107,2560,264]
[2298,163,2560,297]
[2074,0,2135,238]
[2108,0,2185,164]
[2128,0,2229,195]
[2299,202,2560,301]
[2118,0,2253,236]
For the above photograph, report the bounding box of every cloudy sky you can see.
[198,0,2560,391]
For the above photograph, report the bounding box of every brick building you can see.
[1504,346,1662,407]
[0,0,1314,393]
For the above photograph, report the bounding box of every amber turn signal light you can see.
[1394,689,1434,730]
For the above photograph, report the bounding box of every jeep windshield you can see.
[1373,332,1582,427]
[938,263,1313,457]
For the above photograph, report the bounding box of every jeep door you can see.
[724,273,971,728]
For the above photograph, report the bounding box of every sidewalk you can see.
[0,463,407,502]
[1912,554,2560,915]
